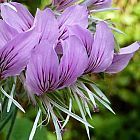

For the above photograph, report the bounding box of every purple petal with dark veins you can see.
[83,0,112,9]
[67,25,93,56]
[85,21,114,73]
[106,42,140,73]
[53,0,78,10]
[26,41,59,95]
[0,19,18,48]
[1,2,34,32]
[0,30,40,79]
[58,36,88,88]
[58,5,88,37]
[33,8,59,43]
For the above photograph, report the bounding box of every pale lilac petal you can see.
[0,30,40,79]
[58,36,88,88]
[0,19,18,48]
[67,25,93,56]
[33,8,59,43]
[83,0,112,9]
[106,42,140,73]
[1,2,34,32]
[26,41,59,95]
[58,5,88,33]
[54,0,78,10]
[85,21,114,73]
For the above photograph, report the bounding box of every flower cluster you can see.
[0,0,139,140]
[0,1,139,95]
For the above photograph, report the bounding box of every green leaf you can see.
[84,101,92,119]
[90,84,110,104]
[0,87,25,113]
[9,117,48,140]
[92,93,115,114]
[48,97,93,128]
[62,98,72,129]
[74,93,91,139]
[46,101,62,140]
[39,0,52,9]
[80,83,97,109]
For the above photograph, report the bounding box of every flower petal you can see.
[58,36,88,88]
[83,0,112,9]
[67,25,93,56]
[26,41,59,95]
[58,5,88,34]
[0,30,40,79]
[106,42,140,73]
[1,2,34,32]
[0,19,18,48]
[85,21,114,73]
[53,0,78,10]
[33,8,59,43]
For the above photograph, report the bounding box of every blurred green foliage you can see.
[0,0,140,140]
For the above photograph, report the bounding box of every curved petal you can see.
[67,25,93,56]
[1,2,34,32]
[58,36,88,88]
[0,19,18,48]
[85,21,114,73]
[26,41,59,95]
[53,0,78,10]
[0,30,40,79]
[83,0,112,9]
[33,8,59,43]
[106,42,140,73]
[58,5,88,35]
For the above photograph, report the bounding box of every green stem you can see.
[6,108,18,140]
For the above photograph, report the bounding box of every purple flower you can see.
[0,4,56,80]
[67,22,139,74]
[82,0,112,9]
[33,5,88,42]
[0,30,40,79]
[0,5,44,79]
[26,36,88,95]
[0,15,40,79]
[30,5,88,55]
[0,3,88,81]
[1,2,88,41]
